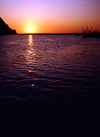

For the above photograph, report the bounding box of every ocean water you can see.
[0,35,100,136]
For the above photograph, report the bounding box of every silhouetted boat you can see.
[82,26,100,38]
[82,32,100,38]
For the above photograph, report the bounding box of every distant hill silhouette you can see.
[0,17,17,35]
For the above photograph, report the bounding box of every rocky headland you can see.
[0,17,17,35]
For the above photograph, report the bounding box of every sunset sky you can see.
[0,0,100,34]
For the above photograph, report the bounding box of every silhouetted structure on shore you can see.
[0,17,17,35]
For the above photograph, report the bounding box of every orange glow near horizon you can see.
[4,17,100,34]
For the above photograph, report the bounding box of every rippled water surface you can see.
[0,35,100,136]
[0,35,100,101]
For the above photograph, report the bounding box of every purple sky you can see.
[0,0,100,33]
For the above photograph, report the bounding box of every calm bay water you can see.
[0,35,100,101]
[0,35,100,136]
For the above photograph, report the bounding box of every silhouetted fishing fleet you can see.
[82,26,100,38]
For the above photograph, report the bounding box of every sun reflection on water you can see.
[25,35,36,67]
[29,35,33,46]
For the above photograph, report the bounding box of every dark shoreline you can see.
[18,33,82,35]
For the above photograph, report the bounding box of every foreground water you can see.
[0,35,100,136]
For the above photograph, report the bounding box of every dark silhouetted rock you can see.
[0,17,17,35]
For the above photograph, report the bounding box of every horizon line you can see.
[18,32,82,35]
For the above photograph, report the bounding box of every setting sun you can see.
[29,27,32,32]
[23,24,37,34]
